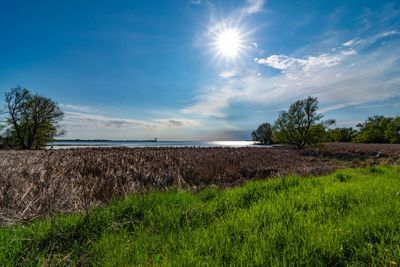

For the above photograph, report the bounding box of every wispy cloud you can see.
[255,49,356,72]
[189,0,203,4]
[61,110,204,140]
[152,118,201,127]
[342,30,399,48]
[190,0,265,16]
[334,120,364,127]
[60,101,202,130]
[63,112,155,128]
[319,101,364,113]
[60,104,99,113]
[63,111,201,129]
[240,0,265,16]
[189,0,215,9]
[183,30,400,118]
[219,70,237,78]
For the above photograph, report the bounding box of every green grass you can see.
[1,166,400,266]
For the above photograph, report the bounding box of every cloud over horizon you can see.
[183,28,400,121]
[60,104,202,139]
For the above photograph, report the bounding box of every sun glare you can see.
[215,28,243,59]
[207,21,251,63]
[214,28,247,59]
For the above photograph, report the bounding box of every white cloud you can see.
[377,30,399,38]
[60,104,98,113]
[63,111,201,129]
[342,38,362,47]
[189,0,215,8]
[153,118,201,127]
[341,49,357,56]
[319,101,363,113]
[219,70,237,78]
[63,112,155,128]
[181,87,234,117]
[183,34,400,118]
[61,110,204,140]
[334,120,364,127]
[241,0,265,16]
[255,49,356,72]
[255,55,302,70]
[342,30,400,48]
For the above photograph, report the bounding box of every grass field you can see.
[1,166,400,266]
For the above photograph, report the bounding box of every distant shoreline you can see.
[47,140,259,148]
[53,139,158,143]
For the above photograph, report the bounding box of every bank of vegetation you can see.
[1,166,399,266]
[251,96,400,147]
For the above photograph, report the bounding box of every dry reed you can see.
[1,143,399,226]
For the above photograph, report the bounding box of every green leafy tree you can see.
[3,86,64,149]
[273,96,334,148]
[308,123,330,144]
[384,117,400,144]
[327,127,357,142]
[251,122,273,145]
[354,115,392,143]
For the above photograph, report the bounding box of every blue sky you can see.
[0,0,399,140]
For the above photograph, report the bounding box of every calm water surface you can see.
[49,141,267,149]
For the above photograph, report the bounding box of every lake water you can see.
[48,140,265,149]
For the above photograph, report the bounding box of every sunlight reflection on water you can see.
[48,140,269,149]
[206,141,256,147]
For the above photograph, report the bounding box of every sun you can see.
[206,21,252,63]
[216,28,242,58]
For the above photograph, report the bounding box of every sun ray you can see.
[216,28,242,58]
[206,20,253,65]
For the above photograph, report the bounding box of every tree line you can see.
[0,86,399,150]
[252,96,400,148]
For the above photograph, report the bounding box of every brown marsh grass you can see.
[1,143,399,226]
